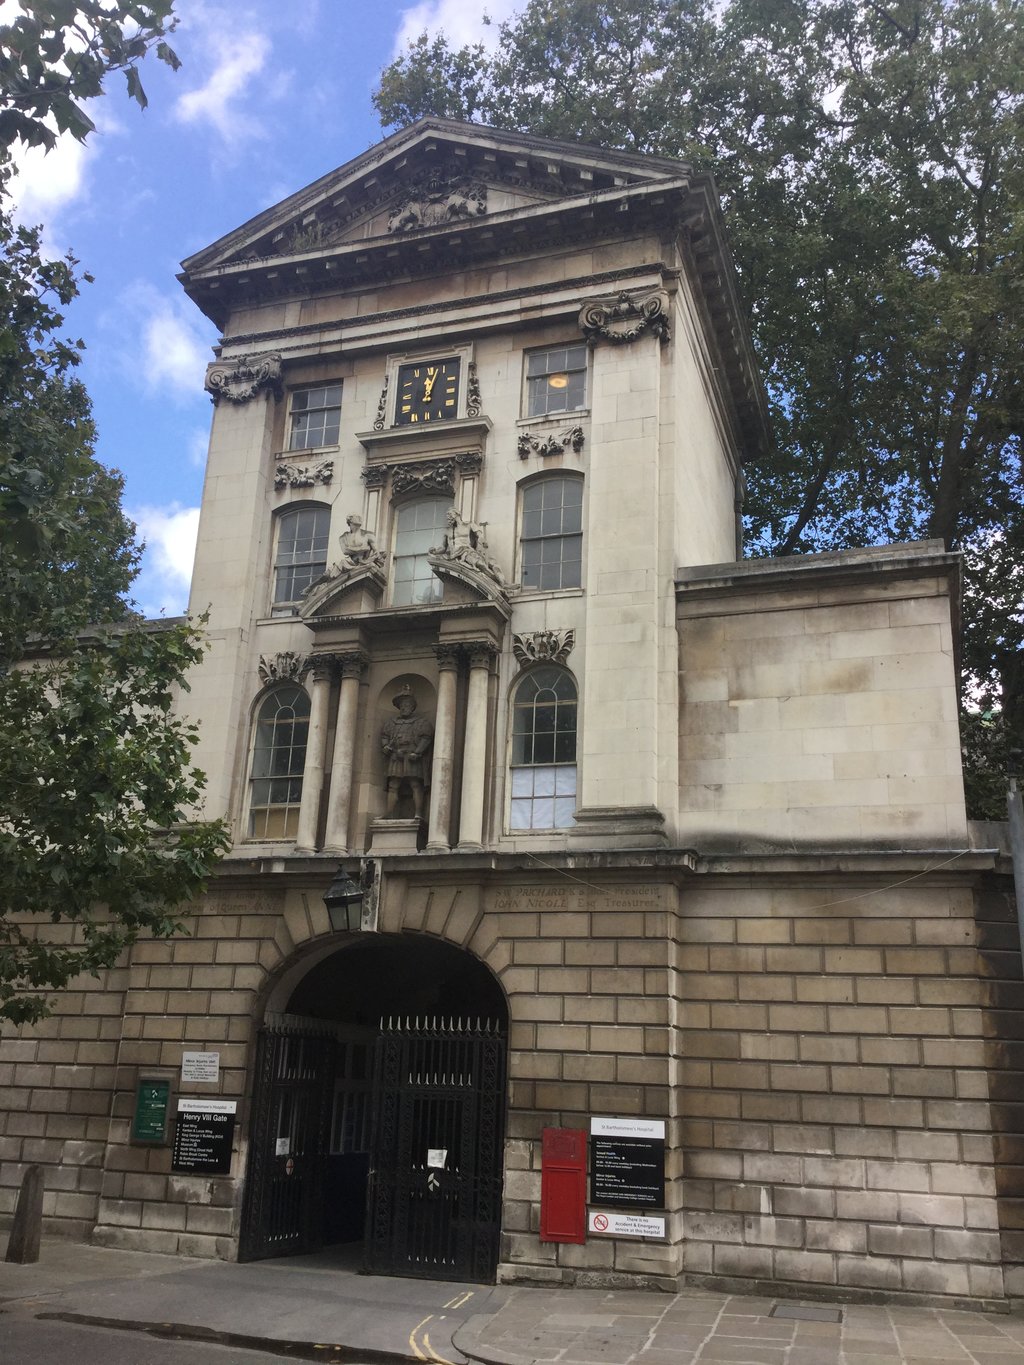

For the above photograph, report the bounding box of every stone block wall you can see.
[3,855,1020,1308]
[92,881,308,1258]
[676,869,1007,1303]
[676,542,967,852]
[0,924,125,1240]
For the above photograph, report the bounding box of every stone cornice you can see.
[676,541,962,607]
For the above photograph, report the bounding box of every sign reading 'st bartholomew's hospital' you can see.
[589,1117,666,1210]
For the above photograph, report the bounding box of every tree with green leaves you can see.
[376,0,1024,816]
[0,2,226,1025]
[0,0,180,149]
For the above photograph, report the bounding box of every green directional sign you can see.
[132,1077,171,1143]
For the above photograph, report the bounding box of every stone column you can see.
[426,645,461,852]
[322,652,368,855]
[295,656,335,853]
[457,643,496,851]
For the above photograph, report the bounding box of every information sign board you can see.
[589,1210,666,1239]
[131,1077,171,1143]
[181,1051,220,1083]
[589,1115,666,1210]
[171,1098,237,1174]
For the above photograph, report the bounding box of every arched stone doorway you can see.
[240,934,508,1282]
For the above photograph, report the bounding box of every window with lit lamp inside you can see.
[525,344,587,418]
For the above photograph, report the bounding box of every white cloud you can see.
[129,504,200,618]
[7,132,91,225]
[143,304,211,397]
[393,0,522,56]
[187,427,211,470]
[118,283,214,399]
[173,30,271,140]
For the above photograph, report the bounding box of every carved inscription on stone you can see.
[493,887,572,912]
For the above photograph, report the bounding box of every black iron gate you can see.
[239,1018,336,1261]
[365,1016,507,1283]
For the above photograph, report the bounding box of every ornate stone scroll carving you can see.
[517,426,585,460]
[372,374,389,432]
[466,360,482,418]
[512,629,576,668]
[205,352,283,404]
[387,169,487,233]
[578,290,669,346]
[258,651,309,686]
[274,459,333,490]
[361,463,389,489]
[361,452,483,495]
[392,460,458,497]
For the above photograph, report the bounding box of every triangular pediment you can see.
[182,118,683,274]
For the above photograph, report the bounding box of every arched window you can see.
[509,666,577,830]
[392,497,451,606]
[519,476,583,591]
[273,504,330,614]
[248,685,310,839]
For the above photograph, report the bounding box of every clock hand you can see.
[423,373,437,402]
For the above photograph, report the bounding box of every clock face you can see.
[395,357,461,425]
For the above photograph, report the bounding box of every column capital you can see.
[434,643,462,671]
[337,650,370,680]
[309,653,338,683]
[466,640,500,670]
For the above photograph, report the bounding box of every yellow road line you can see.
[409,1312,433,1361]
[422,1329,457,1365]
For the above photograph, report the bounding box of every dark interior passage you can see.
[242,934,507,1276]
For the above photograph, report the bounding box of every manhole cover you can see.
[770,1304,843,1323]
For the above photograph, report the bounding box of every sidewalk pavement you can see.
[1,1237,1024,1365]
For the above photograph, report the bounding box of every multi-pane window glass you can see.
[273,505,330,611]
[510,666,577,830]
[288,383,342,451]
[248,685,310,839]
[525,344,587,417]
[520,477,583,591]
[392,498,451,606]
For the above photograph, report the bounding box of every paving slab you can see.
[2,1239,1024,1365]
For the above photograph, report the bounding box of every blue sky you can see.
[7,0,522,617]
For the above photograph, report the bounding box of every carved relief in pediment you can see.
[387,167,487,232]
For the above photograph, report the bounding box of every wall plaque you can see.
[171,1098,237,1175]
[181,1051,220,1083]
[589,1210,666,1239]
[589,1116,666,1210]
[131,1077,171,1143]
